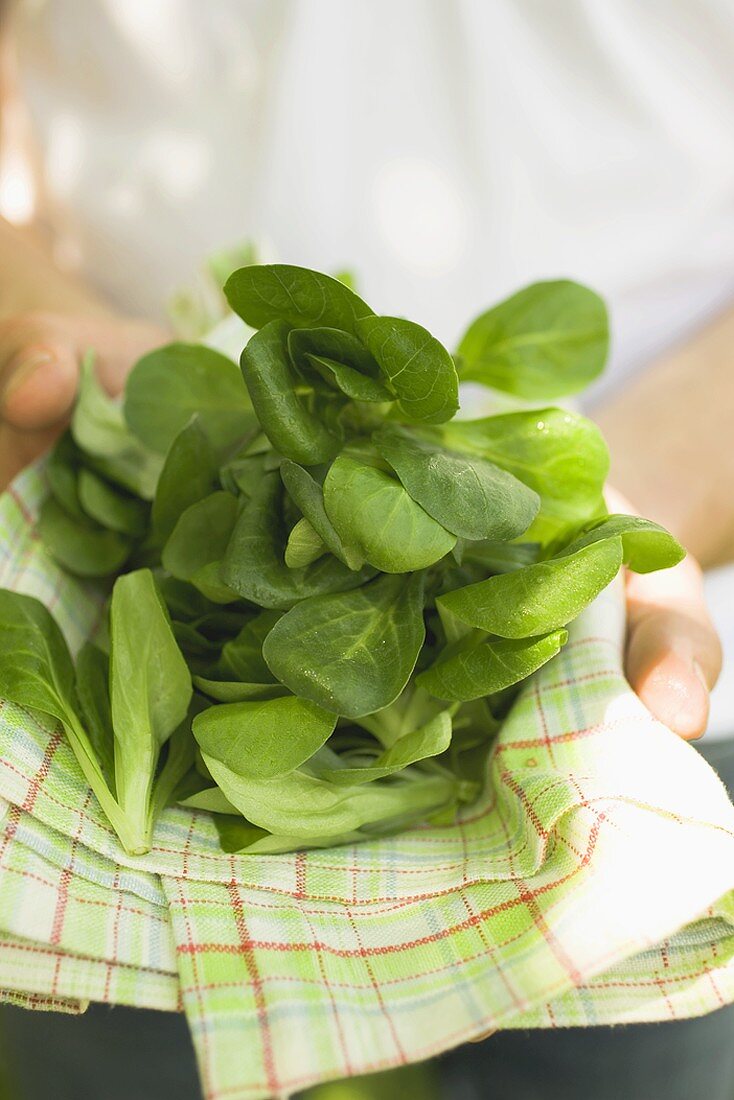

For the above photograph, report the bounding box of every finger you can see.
[0,314,166,432]
[625,557,722,740]
[0,339,79,430]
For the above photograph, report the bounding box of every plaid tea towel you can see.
[1,465,734,1099]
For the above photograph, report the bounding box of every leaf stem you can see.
[64,716,152,855]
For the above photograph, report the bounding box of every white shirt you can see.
[10,0,734,733]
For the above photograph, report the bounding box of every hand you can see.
[0,310,165,487]
[625,554,721,740]
[604,487,722,740]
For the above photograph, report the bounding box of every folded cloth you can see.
[1,465,734,1100]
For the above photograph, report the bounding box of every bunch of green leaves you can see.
[40,344,256,579]
[0,571,194,855]
[39,355,160,578]
[1,265,684,855]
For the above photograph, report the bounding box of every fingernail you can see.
[1,351,55,409]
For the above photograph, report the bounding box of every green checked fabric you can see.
[1,465,734,1100]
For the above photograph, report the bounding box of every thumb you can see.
[625,556,722,740]
[0,333,79,432]
[0,313,166,432]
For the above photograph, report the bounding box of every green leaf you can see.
[215,609,281,682]
[151,418,219,545]
[77,469,148,537]
[441,408,609,541]
[38,497,131,578]
[162,491,238,602]
[562,514,685,574]
[445,708,496,802]
[161,491,238,579]
[356,315,459,424]
[333,269,358,292]
[72,357,162,499]
[187,609,245,641]
[110,569,192,848]
[72,355,136,458]
[374,426,539,541]
[110,569,193,750]
[224,264,374,335]
[193,695,337,780]
[437,538,624,637]
[262,573,426,717]
[88,449,162,503]
[351,684,446,747]
[436,596,476,646]
[180,786,234,818]
[192,678,287,703]
[240,321,340,464]
[148,706,200,821]
[199,754,457,840]
[0,589,199,855]
[285,517,327,567]
[323,455,456,572]
[0,589,77,728]
[219,453,268,498]
[461,540,540,573]
[186,561,239,605]
[124,343,253,454]
[207,239,259,288]
[304,356,391,402]
[457,280,609,398]
[417,630,567,702]
[73,642,115,791]
[322,710,453,784]
[222,472,372,609]
[157,576,221,623]
[46,433,85,520]
[0,590,130,849]
[288,327,379,379]
[205,813,367,855]
[172,621,221,664]
[280,460,364,570]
